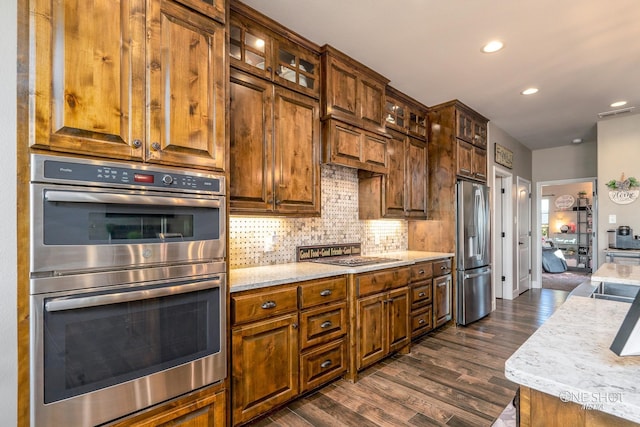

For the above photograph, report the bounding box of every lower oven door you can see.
[31,273,226,427]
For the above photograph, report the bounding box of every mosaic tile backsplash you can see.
[230,164,408,268]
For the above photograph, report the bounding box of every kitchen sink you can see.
[591,282,640,303]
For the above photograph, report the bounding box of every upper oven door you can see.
[31,183,226,273]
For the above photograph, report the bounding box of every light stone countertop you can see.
[591,262,640,286]
[229,251,454,293]
[505,296,640,423]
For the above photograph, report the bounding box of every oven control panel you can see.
[31,154,224,194]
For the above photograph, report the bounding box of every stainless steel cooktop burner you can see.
[310,256,399,267]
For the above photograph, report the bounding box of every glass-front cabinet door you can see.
[229,16,272,80]
[409,111,428,139]
[385,99,406,130]
[274,40,320,97]
[229,13,321,98]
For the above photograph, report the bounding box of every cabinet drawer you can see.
[410,262,433,282]
[300,338,347,393]
[411,281,432,309]
[411,306,433,337]
[357,267,410,297]
[433,258,452,276]
[232,285,298,325]
[300,302,347,349]
[299,276,347,309]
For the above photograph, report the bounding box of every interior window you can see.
[541,198,550,238]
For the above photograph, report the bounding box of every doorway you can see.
[536,178,597,290]
[492,166,513,300]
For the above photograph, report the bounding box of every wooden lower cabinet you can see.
[231,276,348,425]
[108,387,226,427]
[433,273,453,328]
[232,312,299,425]
[409,261,434,338]
[300,337,347,393]
[352,267,411,376]
[355,287,410,369]
[519,386,638,427]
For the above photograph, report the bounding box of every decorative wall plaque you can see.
[495,143,513,169]
[606,174,639,205]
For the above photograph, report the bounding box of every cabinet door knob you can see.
[320,320,332,329]
[319,289,332,297]
[151,142,161,151]
[320,360,332,369]
[261,300,276,309]
[132,139,142,148]
[292,323,298,329]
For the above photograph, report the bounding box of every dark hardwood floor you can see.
[246,289,570,427]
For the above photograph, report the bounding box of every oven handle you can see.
[45,278,221,312]
[44,190,222,208]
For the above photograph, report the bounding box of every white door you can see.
[517,177,532,294]
[495,176,504,299]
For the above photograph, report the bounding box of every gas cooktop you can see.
[309,256,399,267]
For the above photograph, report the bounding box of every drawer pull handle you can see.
[320,289,332,297]
[261,301,277,309]
[418,319,425,325]
[440,265,447,270]
[320,320,333,329]
[418,269,425,275]
[418,292,426,297]
[320,360,332,369]
[437,282,447,288]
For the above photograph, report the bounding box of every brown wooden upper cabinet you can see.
[320,45,390,173]
[457,108,488,149]
[28,0,226,171]
[230,70,320,216]
[385,87,429,140]
[429,100,489,183]
[358,87,428,219]
[229,2,321,99]
[321,45,388,133]
[228,3,322,216]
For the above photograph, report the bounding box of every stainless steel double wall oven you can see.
[29,154,227,426]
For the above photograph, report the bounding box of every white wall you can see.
[532,141,597,183]
[597,112,640,267]
[1,0,18,425]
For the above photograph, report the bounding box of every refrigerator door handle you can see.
[464,268,492,280]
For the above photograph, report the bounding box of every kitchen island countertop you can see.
[229,251,454,293]
[592,262,640,286]
[505,295,640,423]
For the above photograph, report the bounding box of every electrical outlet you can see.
[264,234,274,252]
[609,214,617,224]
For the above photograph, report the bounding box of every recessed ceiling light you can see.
[521,88,539,95]
[610,101,627,108]
[572,138,583,144]
[482,40,504,53]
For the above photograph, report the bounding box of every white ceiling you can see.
[241,0,640,151]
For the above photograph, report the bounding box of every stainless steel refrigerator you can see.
[456,180,492,325]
